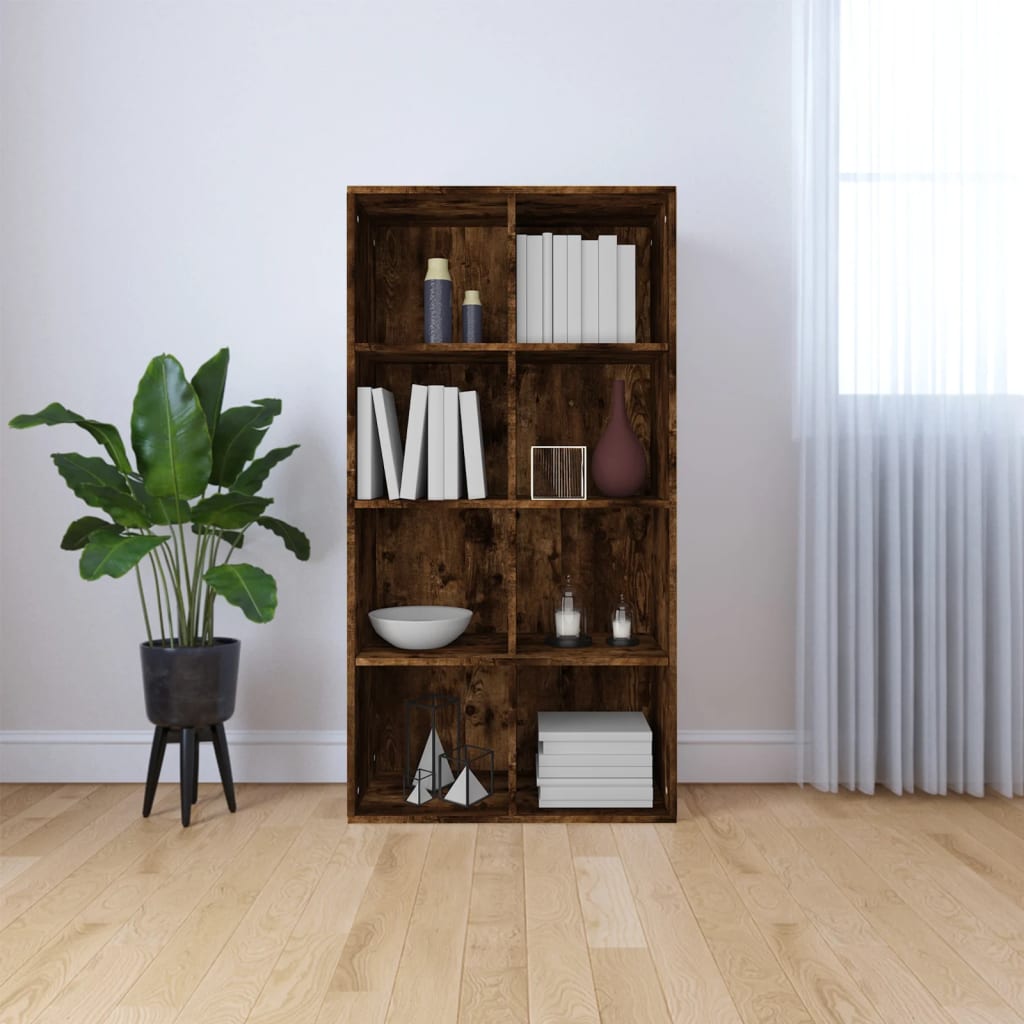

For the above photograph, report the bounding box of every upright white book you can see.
[368,388,401,499]
[552,234,568,343]
[398,384,429,500]
[442,386,464,499]
[598,234,619,342]
[541,231,553,343]
[526,235,543,342]
[426,384,445,500]
[356,387,385,499]
[581,239,599,342]
[516,234,527,343]
[459,390,487,499]
[566,234,582,343]
[617,244,636,343]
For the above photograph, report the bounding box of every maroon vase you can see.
[591,380,646,497]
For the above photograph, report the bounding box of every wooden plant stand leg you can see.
[179,728,196,827]
[211,722,237,813]
[142,726,169,818]
[192,738,199,806]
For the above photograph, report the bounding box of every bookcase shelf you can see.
[348,186,676,823]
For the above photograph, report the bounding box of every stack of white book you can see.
[356,385,487,501]
[516,233,636,344]
[536,711,653,808]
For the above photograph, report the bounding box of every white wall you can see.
[0,0,798,781]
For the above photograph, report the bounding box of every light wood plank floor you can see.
[2,784,1024,1023]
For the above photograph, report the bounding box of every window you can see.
[838,0,1023,395]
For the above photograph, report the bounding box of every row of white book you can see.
[537,711,653,808]
[516,233,636,344]
[356,385,488,501]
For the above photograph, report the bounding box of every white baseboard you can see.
[0,729,798,785]
[0,730,347,783]
[678,730,798,783]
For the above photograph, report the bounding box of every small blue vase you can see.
[462,290,482,343]
[424,258,452,343]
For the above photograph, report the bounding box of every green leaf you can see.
[210,399,282,488]
[191,348,230,439]
[80,532,168,580]
[256,515,310,561]
[61,516,121,551]
[231,444,299,496]
[9,402,133,474]
[128,477,191,525]
[131,354,212,500]
[52,452,131,499]
[204,563,277,623]
[192,492,272,530]
[78,486,153,529]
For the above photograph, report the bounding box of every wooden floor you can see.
[2,785,1024,1023]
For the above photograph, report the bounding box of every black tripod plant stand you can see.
[142,723,236,827]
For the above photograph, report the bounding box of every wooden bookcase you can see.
[347,186,676,822]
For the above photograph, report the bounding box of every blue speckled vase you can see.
[424,258,452,343]
[462,290,482,343]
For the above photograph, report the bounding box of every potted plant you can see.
[8,348,310,824]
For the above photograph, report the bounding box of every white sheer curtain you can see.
[795,0,1024,796]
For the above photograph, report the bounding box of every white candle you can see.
[555,609,581,637]
[612,616,632,639]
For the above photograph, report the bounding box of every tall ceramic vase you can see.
[462,290,482,343]
[591,379,646,497]
[424,258,452,343]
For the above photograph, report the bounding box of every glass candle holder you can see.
[607,592,639,647]
[547,574,592,647]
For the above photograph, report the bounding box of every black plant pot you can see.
[140,637,239,727]
[140,638,240,827]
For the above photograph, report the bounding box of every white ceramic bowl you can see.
[368,606,473,650]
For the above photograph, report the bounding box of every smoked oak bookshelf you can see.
[347,186,676,823]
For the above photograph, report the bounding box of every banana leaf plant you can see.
[8,349,310,647]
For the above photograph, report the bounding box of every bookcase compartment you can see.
[515,506,671,650]
[516,360,669,500]
[513,665,671,817]
[356,358,510,499]
[351,190,508,347]
[353,664,514,819]
[354,508,512,658]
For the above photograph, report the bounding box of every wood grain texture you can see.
[385,825,477,1024]
[459,823,528,1024]
[4,786,1024,1023]
[523,824,600,1023]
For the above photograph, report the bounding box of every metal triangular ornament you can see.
[415,728,454,791]
[406,774,433,805]
[444,765,489,806]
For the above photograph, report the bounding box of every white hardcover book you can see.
[538,710,652,742]
[617,243,636,343]
[357,387,385,499]
[459,390,488,499]
[539,784,653,800]
[516,234,527,343]
[566,234,582,343]
[537,740,652,757]
[541,231,553,343]
[526,236,543,341]
[539,796,654,808]
[552,234,568,342]
[581,239,599,342]
[368,388,401,499]
[442,386,464,499]
[538,752,653,769]
[598,234,618,342]
[398,384,429,500]
[537,765,652,780]
[426,384,445,500]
